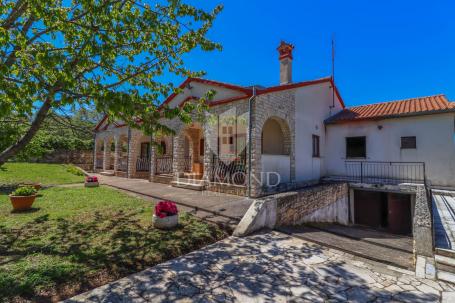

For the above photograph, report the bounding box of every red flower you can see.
[155,201,178,218]
[86,176,98,183]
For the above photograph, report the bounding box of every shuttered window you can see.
[401,136,416,149]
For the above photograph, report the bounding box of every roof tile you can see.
[326,94,455,124]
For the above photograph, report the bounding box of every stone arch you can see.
[260,116,291,155]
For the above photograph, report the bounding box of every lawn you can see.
[0,186,228,302]
[0,163,84,186]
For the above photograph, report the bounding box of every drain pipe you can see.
[247,87,257,198]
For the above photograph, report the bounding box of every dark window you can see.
[199,138,204,156]
[160,140,166,155]
[401,136,416,149]
[140,142,151,159]
[312,135,320,157]
[229,136,234,145]
[346,137,366,158]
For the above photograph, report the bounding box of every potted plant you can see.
[84,176,99,187]
[153,201,179,229]
[9,186,37,211]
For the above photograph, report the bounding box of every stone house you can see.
[94,41,455,198]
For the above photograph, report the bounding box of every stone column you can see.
[102,138,111,171]
[150,136,156,181]
[202,128,213,182]
[93,136,98,172]
[127,129,139,178]
[113,135,121,173]
[172,134,186,179]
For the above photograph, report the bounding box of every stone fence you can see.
[34,150,93,171]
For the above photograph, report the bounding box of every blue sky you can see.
[173,0,455,107]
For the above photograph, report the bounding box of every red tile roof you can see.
[325,94,455,124]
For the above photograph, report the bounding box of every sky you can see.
[170,0,455,107]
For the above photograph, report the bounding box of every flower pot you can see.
[152,214,178,229]
[9,195,37,211]
[84,181,99,188]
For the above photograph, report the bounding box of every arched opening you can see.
[261,118,290,155]
[260,117,291,186]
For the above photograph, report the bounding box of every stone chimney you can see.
[277,41,294,85]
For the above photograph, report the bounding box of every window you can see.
[312,135,320,157]
[346,137,366,158]
[401,136,416,149]
[199,138,204,156]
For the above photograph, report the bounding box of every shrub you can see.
[12,186,36,196]
[66,165,84,176]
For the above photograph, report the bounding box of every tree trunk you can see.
[0,100,52,166]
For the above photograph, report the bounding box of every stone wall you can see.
[35,149,93,170]
[275,182,349,226]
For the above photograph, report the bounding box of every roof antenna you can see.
[331,33,336,109]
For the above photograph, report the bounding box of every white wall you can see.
[325,113,455,187]
[261,154,291,185]
[294,82,344,182]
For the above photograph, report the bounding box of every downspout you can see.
[247,87,257,198]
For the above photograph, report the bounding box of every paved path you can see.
[96,175,252,229]
[433,191,455,250]
[66,231,455,303]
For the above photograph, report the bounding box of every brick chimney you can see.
[277,41,294,85]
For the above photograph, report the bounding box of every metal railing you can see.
[136,157,151,172]
[156,155,173,174]
[183,156,192,173]
[95,158,103,169]
[210,154,246,185]
[345,161,426,185]
[118,157,127,171]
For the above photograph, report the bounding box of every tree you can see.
[0,0,222,165]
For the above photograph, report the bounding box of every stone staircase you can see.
[432,190,455,284]
[171,178,206,191]
[99,170,115,176]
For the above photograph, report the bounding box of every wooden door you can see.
[387,193,412,235]
[354,190,383,228]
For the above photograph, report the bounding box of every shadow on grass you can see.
[10,207,41,214]
[0,210,226,302]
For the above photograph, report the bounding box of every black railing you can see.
[95,158,103,169]
[345,161,426,185]
[183,156,192,173]
[136,157,151,172]
[156,156,173,174]
[210,154,246,185]
[118,157,127,171]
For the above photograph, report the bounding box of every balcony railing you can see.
[118,157,127,171]
[136,157,150,172]
[345,161,426,185]
[210,154,246,185]
[156,156,173,175]
[95,158,103,169]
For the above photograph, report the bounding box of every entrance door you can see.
[354,190,384,229]
[387,193,412,235]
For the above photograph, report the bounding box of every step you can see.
[171,181,205,191]
[436,254,455,268]
[99,171,115,176]
[437,270,455,284]
[278,225,414,270]
[436,248,455,259]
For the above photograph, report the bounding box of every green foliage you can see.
[65,164,84,176]
[0,0,222,162]
[11,186,36,196]
[0,186,228,301]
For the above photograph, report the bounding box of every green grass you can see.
[0,163,84,186]
[0,186,228,302]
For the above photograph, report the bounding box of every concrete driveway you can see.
[96,175,253,229]
[65,231,455,303]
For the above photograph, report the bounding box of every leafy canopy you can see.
[0,0,222,163]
